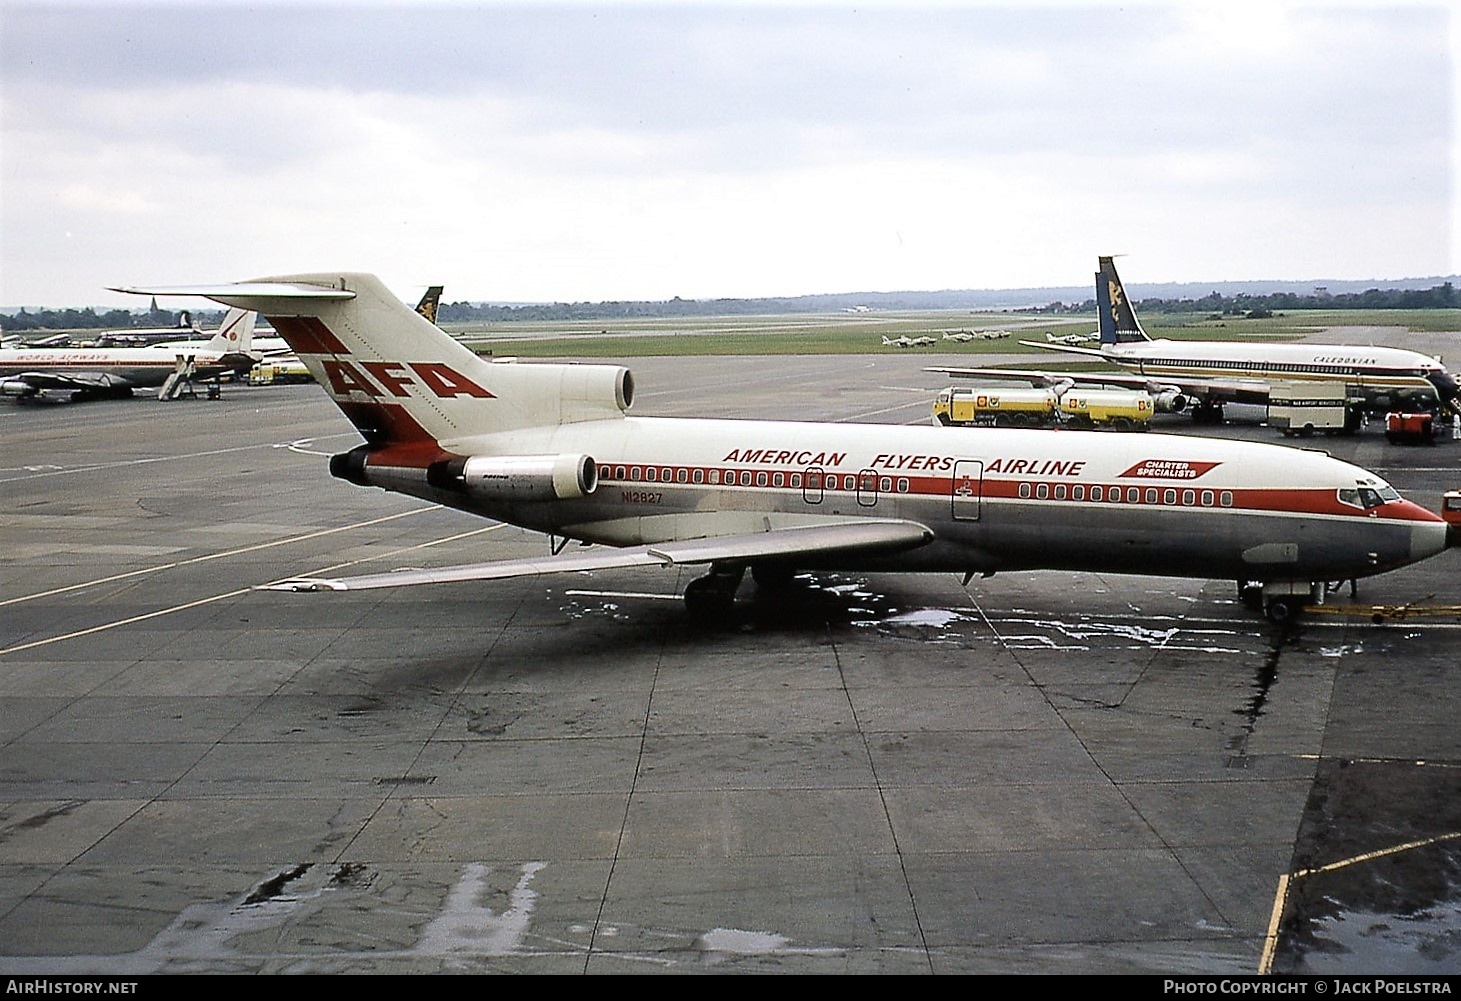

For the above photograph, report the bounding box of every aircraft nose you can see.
[1430,369,1459,404]
[1413,519,1450,561]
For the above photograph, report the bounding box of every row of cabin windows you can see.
[1147,358,1391,377]
[602,465,911,494]
[1017,482,1235,507]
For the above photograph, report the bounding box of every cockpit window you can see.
[1338,486,1399,510]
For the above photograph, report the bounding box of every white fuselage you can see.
[371,415,1447,585]
[0,345,247,389]
[1102,339,1449,396]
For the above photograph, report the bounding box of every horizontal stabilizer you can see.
[109,281,356,314]
[259,519,935,592]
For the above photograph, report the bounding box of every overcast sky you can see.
[1,1,1455,308]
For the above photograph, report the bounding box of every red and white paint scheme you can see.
[0,308,258,401]
[117,273,1452,621]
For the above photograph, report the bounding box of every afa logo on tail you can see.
[321,360,495,400]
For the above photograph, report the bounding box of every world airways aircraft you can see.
[116,272,1452,622]
[0,308,257,401]
[933,257,1459,425]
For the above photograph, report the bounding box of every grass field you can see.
[446,307,1460,357]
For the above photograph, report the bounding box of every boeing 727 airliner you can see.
[116,273,1452,622]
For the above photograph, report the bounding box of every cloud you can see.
[1,2,1453,306]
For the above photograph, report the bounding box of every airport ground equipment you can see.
[1384,410,1438,445]
[1057,389,1154,430]
[932,387,1058,427]
[932,386,1153,431]
[1267,381,1356,438]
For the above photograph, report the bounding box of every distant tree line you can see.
[1014,282,1457,318]
[3,283,1454,331]
[438,282,1457,324]
[0,304,225,333]
[1127,282,1456,314]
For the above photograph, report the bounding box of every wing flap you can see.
[259,518,935,592]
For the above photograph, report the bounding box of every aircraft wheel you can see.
[684,566,745,621]
[1265,598,1303,624]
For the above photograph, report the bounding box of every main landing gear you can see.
[683,563,746,620]
[1238,579,1344,624]
[682,562,801,621]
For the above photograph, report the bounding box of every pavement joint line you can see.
[0,522,508,657]
[0,506,443,608]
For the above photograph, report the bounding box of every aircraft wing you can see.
[927,365,1274,405]
[3,371,135,392]
[259,518,935,592]
[1020,340,1108,359]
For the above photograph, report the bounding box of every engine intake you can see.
[1153,389,1189,414]
[427,453,598,502]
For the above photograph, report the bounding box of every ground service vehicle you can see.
[1058,389,1154,431]
[1385,411,1437,445]
[1267,381,1354,437]
[932,387,1057,427]
[1444,491,1461,547]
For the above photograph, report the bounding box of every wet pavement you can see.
[0,349,1458,974]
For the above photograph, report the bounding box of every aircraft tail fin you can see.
[1096,256,1150,345]
[204,307,256,354]
[415,285,444,325]
[112,273,632,450]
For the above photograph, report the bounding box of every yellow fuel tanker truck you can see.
[1058,389,1154,430]
[934,386,1153,431]
[932,387,1059,427]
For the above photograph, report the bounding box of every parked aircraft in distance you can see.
[967,257,1459,425]
[882,335,936,348]
[118,272,1452,623]
[87,311,200,346]
[0,308,257,402]
[944,329,1009,343]
[1045,330,1099,346]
